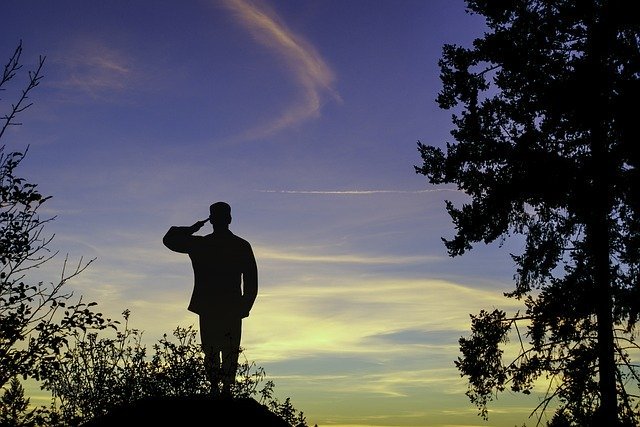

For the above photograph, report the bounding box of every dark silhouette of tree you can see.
[415,1,639,425]
[0,376,36,426]
[1,41,113,391]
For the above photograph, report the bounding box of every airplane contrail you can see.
[257,189,461,195]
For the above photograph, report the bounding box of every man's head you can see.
[209,202,232,228]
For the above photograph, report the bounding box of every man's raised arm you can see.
[162,219,207,253]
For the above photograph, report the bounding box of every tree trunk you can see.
[592,202,617,426]
[588,1,617,424]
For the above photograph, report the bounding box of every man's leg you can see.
[220,319,242,396]
[199,315,222,396]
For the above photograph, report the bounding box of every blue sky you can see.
[3,1,546,426]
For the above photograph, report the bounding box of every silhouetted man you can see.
[163,202,258,397]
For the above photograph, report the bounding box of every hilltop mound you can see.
[81,395,291,426]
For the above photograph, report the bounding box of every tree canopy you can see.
[415,1,639,425]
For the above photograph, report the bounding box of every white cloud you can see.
[51,39,133,99]
[255,245,443,264]
[218,0,340,139]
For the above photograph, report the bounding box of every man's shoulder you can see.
[230,233,252,247]
[208,231,252,247]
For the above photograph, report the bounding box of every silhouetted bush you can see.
[37,310,308,427]
[0,377,36,426]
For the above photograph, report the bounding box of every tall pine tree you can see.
[416,1,639,425]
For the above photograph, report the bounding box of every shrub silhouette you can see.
[37,310,309,427]
[0,377,36,426]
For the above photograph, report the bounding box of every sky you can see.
[2,1,546,426]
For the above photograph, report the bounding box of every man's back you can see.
[163,226,257,317]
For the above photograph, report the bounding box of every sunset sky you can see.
[3,1,545,426]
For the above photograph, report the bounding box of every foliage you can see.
[1,41,114,392]
[269,397,309,427]
[39,310,308,427]
[415,1,639,425]
[0,376,67,427]
[0,377,36,427]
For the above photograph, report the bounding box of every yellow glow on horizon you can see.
[242,278,522,363]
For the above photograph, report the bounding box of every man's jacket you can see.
[163,225,257,318]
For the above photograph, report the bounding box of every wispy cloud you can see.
[267,367,465,397]
[243,278,522,363]
[218,0,340,139]
[51,39,133,99]
[255,245,443,264]
[258,189,461,195]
